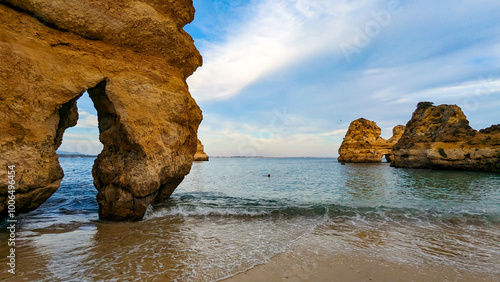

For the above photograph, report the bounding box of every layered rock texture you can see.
[391,102,500,172]
[0,0,202,220]
[193,139,209,161]
[338,118,405,163]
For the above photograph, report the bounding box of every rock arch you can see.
[0,0,202,221]
[337,119,405,163]
[383,154,393,163]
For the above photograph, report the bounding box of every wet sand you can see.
[224,248,499,282]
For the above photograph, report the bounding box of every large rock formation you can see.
[194,139,209,161]
[338,118,405,163]
[391,102,500,172]
[0,0,202,221]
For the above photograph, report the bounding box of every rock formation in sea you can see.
[0,0,202,220]
[391,102,500,172]
[194,139,209,161]
[338,118,405,163]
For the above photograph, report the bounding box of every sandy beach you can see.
[225,246,500,282]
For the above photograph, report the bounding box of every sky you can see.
[59,0,500,157]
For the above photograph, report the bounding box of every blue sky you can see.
[60,0,500,157]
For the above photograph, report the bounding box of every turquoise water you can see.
[1,158,499,280]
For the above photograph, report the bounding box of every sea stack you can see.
[194,139,209,161]
[391,102,500,172]
[338,118,405,163]
[0,0,202,221]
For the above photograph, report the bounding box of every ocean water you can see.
[1,157,499,280]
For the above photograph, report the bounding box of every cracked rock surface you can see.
[0,0,202,220]
[391,102,500,172]
[338,118,405,163]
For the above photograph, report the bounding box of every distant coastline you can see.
[211,156,337,159]
[57,151,97,158]
[56,154,337,159]
[58,154,97,158]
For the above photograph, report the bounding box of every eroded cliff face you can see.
[338,118,405,163]
[391,102,500,172]
[0,0,202,220]
[193,139,209,161]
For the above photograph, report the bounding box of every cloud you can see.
[197,112,346,157]
[199,127,339,157]
[188,0,500,156]
[63,133,92,139]
[57,139,103,155]
[77,110,98,128]
[187,0,384,101]
[319,129,348,136]
[391,77,500,105]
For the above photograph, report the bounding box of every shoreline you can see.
[223,248,499,282]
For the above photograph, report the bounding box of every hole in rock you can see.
[47,89,104,220]
[383,154,391,163]
[58,91,102,156]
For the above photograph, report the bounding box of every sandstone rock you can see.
[194,139,209,161]
[388,125,405,143]
[391,102,500,172]
[0,0,202,221]
[338,118,405,163]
